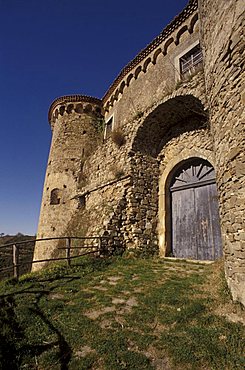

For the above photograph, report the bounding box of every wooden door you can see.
[170,159,222,260]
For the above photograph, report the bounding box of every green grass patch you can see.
[0,256,244,369]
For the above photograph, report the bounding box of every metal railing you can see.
[0,236,117,280]
[180,50,203,74]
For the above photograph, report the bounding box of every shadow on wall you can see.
[132,94,208,158]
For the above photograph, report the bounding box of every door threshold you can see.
[160,256,216,265]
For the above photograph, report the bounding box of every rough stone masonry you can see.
[33,0,245,306]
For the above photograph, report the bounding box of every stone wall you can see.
[35,2,204,266]
[158,125,214,256]
[33,98,103,270]
[72,115,159,254]
[76,71,208,254]
[199,0,245,304]
[34,70,209,266]
[129,72,211,256]
[34,0,244,307]
[104,6,200,129]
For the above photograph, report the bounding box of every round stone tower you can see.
[199,0,245,304]
[33,95,103,270]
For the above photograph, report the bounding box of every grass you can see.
[0,234,35,279]
[0,256,244,370]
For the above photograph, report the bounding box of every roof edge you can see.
[48,94,102,123]
[102,0,198,104]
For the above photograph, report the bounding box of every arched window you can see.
[50,188,60,205]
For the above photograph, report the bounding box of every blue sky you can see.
[0,0,188,235]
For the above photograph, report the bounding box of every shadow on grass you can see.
[0,272,82,297]
[0,257,116,368]
[0,296,24,370]
[28,293,72,370]
[0,275,80,369]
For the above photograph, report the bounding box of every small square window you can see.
[179,44,203,76]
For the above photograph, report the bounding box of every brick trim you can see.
[102,0,198,103]
[48,95,102,123]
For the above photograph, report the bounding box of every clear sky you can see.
[0,0,188,235]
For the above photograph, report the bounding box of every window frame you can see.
[174,40,203,80]
[104,115,114,140]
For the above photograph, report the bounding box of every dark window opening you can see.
[50,188,60,205]
[105,117,113,139]
[78,195,86,209]
[180,44,203,76]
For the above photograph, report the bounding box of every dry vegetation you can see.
[111,129,126,147]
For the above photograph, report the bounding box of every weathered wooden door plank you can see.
[170,158,222,261]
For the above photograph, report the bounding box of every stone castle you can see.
[33,0,245,306]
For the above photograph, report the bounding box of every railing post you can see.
[112,236,115,254]
[13,244,19,279]
[98,237,102,256]
[66,237,71,267]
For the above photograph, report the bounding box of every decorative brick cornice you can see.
[102,0,198,104]
[48,0,198,122]
[48,95,102,123]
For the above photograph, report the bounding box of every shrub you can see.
[111,129,126,147]
[134,111,144,119]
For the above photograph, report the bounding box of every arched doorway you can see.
[169,158,222,260]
